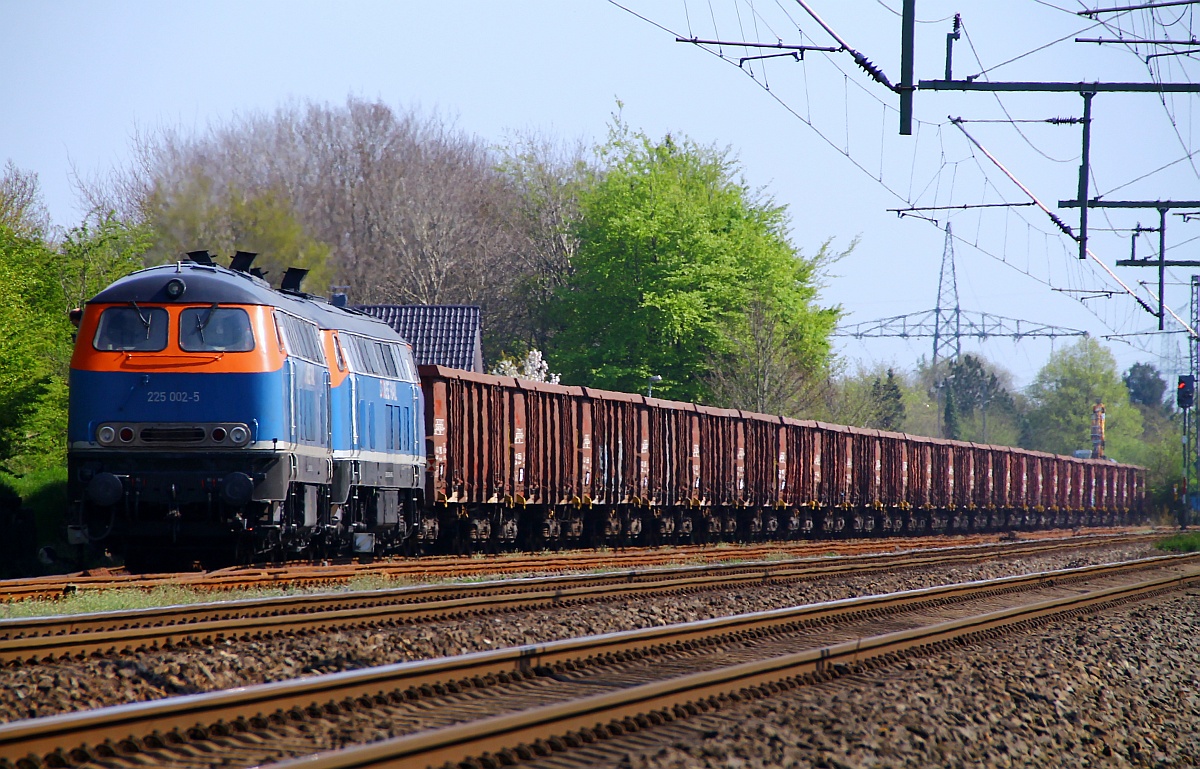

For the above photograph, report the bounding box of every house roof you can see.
[355,304,483,372]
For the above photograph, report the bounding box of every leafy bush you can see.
[1154,532,1200,553]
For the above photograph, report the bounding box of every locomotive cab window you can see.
[179,307,255,352]
[340,334,410,380]
[332,334,346,371]
[397,344,418,382]
[93,306,168,352]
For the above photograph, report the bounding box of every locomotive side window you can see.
[273,311,324,363]
[179,307,255,352]
[344,335,378,375]
[93,306,168,351]
[339,333,412,380]
[357,337,383,374]
[376,342,399,378]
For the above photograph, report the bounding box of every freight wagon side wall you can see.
[421,366,1147,527]
[880,434,906,508]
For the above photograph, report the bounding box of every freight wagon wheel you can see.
[624,509,644,546]
[677,512,695,543]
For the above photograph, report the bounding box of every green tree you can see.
[141,178,332,290]
[869,368,905,430]
[946,354,1021,445]
[1123,362,1167,410]
[0,226,73,474]
[904,354,1024,446]
[60,213,152,313]
[1111,362,1182,519]
[548,123,839,402]
[0,161,51,239]
[1023,337,1142,459]
[943,385,961,440]
[0,209,151,478]
[494,133,591,353]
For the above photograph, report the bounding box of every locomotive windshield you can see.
[93,306,168,351]
[179,306,254,352]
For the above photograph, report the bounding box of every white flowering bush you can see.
[490,349,561,383]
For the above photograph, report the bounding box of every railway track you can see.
[0,553,1193,769]
[0,527,1155,602]
[0,533,1159,665]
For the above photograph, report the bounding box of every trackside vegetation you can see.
[1155,533,1200,553]
[547,120,840,404]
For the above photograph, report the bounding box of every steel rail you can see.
[0,528,1151,602]
[4,531,1145,630]
[274,565,1199,769]
[0,534,1161,664]
[0,554,1193,766]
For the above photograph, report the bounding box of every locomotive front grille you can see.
[140,427,207,444]
[94,422,253,448]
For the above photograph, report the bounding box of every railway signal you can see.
[1178,375,1195,410]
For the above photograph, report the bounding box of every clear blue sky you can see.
[4,1,1199,386]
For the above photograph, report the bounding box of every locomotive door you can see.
[283,356,296,443]
[349,370,359,448]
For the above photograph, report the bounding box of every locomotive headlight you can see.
[164,278,186,299]
[96,425,116,445]
[228,425,250,446]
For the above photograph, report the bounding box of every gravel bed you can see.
[618,590,1200,769]
[0,544,1158,723]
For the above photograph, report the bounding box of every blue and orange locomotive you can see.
[67,252,427,569]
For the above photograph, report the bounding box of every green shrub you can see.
[0,467,67,577]
[1154,532,1200,553]
[10,466,67,544]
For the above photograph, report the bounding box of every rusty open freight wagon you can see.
[420,366,1144,548]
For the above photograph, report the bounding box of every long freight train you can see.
[67,255,1145,570]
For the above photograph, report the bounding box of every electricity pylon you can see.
[835,224,1088,365]
[931,223,962,368]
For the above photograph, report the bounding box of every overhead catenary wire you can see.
[792,0,898,91]
[1073,1,1200,177]
[958,19,1081,164]
[1077,1,1200,18]
[613,1,1191,360]
[949,117,1198,338]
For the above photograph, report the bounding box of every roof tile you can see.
[356,304,483,372]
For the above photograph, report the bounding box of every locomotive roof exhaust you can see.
[184,249,261,273]
[230,251,258,273]
[280,267,309,293]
